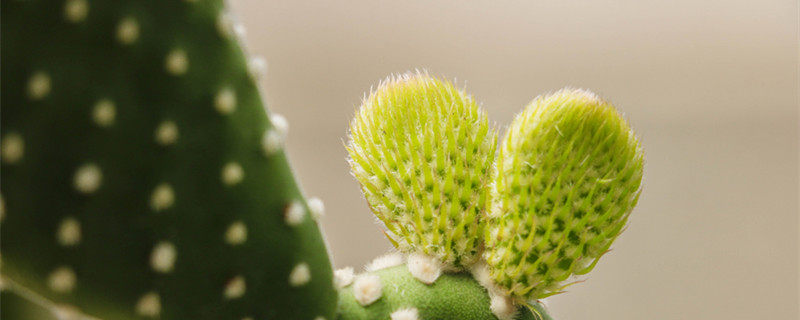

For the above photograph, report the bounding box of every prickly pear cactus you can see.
[1,0,336,319]
[484,89,644,300]
[343,72,643,320]
[347,72,496,269]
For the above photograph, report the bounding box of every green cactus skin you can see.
[485,89,644,300]
[335,263,551,320]
[1,0,336,319]
[346,72,497,269]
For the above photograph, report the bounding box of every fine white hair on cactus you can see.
[307,197,325,220]
[289,262,311,287]
[469,260,497,293]
[27,71,51,100]
[135,291,161,317]
[149,183,175,212]
[223,275,247,299]
[284,201,305,226]
[92,99,116,128]
[150,241,177,273]
[333,267,354,289]
[63,0,88,23]
[225,221,247,245]
[221,161,244,186]
[48,266,76,293]
[1,133,24,164]
[248,56,267,81]
[73,163,102,194]
[352,274,382,306]
[390,307,419,320]
[116,17,140,45]
[364,252,403,272]
[155,120,179,146]
[214,87,237,115]
[165,49,188,76]
[57,217,81,247]
[489,293,517,320]
[407,252,442,285]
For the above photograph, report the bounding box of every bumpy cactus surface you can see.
[343,73,643,319]
[1,1,336,319]
[347,73,496,269]
[485,89,644,300]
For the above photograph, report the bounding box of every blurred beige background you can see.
[230,0,798,319]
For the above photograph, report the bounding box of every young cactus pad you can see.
[346,72,497,268]
[1,1,336,319]
[485,89,644,300]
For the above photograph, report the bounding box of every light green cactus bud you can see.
[346,72,497,268]
[485,88,644,300]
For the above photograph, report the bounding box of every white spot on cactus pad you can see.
[270,114,289,137]
[233,23,247,39]
[223,275,246,299]
[333,267,354,289]
[92,99,116,128]
[165,49,188,75]
[155,121,179,146]
[390,308,419,320]
[73,163,102,194]
[261,129,284,156]
[57,217,81,246]
[1,133,24,164]
[27,71,51,100]
[225,221,247,245]
[352,274,382,306]
[48,266,76,293]
[307,197,325,220]
[248,56,267,81]
[407,252,442,285]
[214,88,237,115]
[136,292,161,317]
[150,242,176,273]
[150,183,175,212]
[284,201,305,226]
[221,162,244,186]
[313,317,326,320]
[116,17,139,45]
[216,12,233,38]
[365,252,403,272]
[64,0,88,23]
[489,293,517,320]
[288,262,311,287]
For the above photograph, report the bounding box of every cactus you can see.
[342,73,643,319]
[1,1,644,319]
[1,0,336,319]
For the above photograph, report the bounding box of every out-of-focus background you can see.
[230,1,798,319]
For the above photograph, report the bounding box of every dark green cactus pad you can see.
[1,0,336,319]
